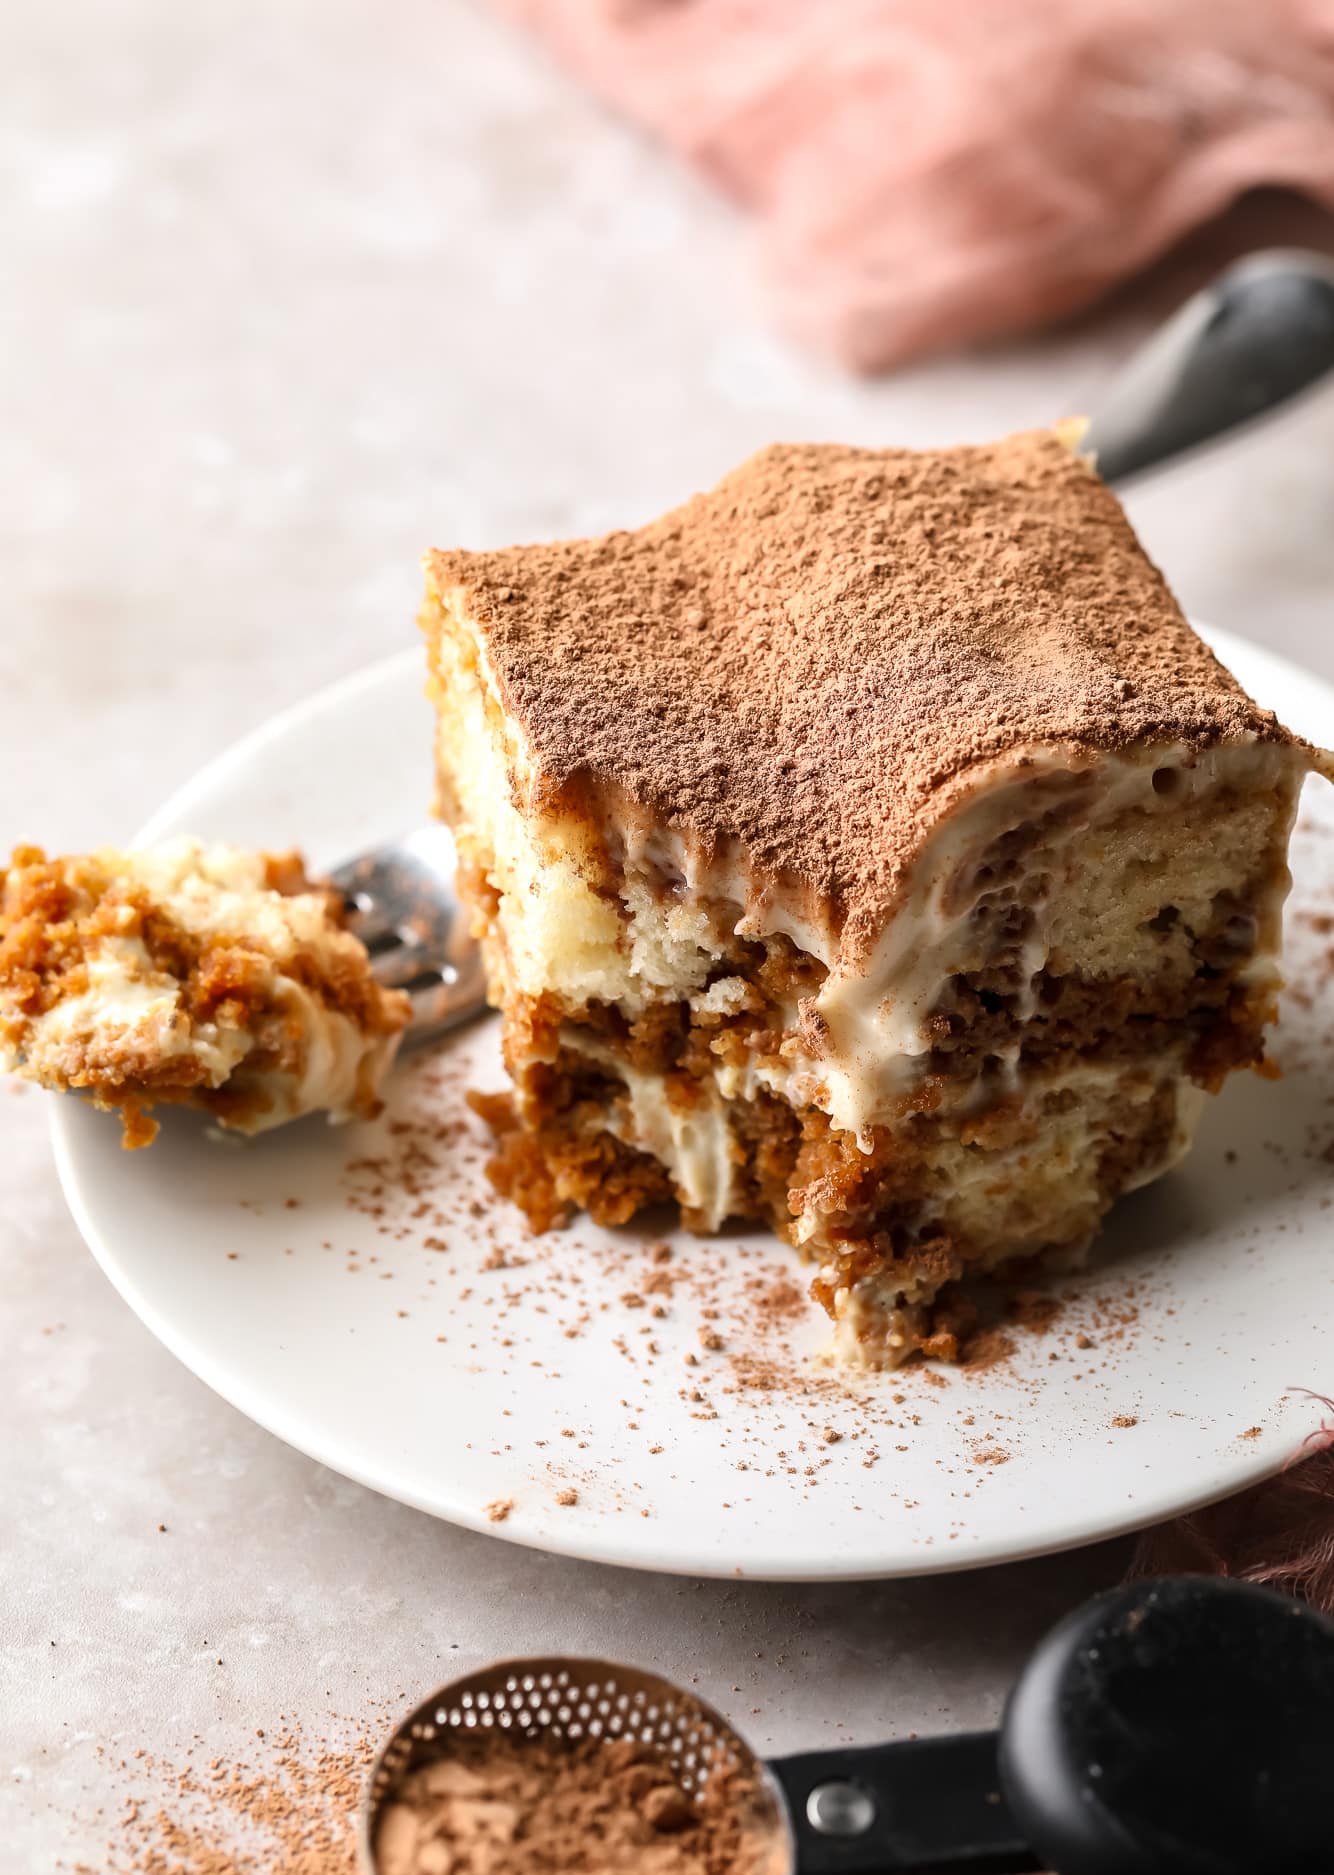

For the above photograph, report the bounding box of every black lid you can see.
[999,1575,1334,1875]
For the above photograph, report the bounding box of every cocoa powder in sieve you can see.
[373,1731,786,1875]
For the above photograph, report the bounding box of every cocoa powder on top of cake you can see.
[425,429,1299,956]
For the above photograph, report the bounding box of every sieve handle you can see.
[768,1731,1035,1874]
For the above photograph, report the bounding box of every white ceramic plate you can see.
[52,628,1334,1581]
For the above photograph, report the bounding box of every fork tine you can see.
[334,902,401,950]
[355,923,405,957]
[370,943,440,991]
[326,855,415,949]
[323,833,489,1043]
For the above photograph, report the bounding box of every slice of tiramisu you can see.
[421,429,1321,1366]
[0,837,410,1145]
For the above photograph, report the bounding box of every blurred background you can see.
[5,0,1334,856]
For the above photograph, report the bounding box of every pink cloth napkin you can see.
[1130,1410,1334,1611]
[497,0,1334,370]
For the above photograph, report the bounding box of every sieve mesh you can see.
[360,1655,788,1872]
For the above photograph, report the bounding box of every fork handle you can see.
[1083,249,1334,484]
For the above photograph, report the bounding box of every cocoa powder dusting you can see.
[960,1326,1016,1373]
[72,1715,372,1874]
[373,1732,784,1875]
[425,429,1295,956]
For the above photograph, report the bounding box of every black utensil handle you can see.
[1083,248,1334,484]
[770,1578,1334,1875]
[768,1732,1039,1875]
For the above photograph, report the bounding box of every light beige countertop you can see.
[5,1,1334,1865]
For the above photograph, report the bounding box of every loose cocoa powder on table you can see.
[71,1713,373,1874]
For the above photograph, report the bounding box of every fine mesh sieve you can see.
[358,1654,791,1873]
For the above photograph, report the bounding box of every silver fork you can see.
[328,824,488,1043]
[331,251,1334,1046]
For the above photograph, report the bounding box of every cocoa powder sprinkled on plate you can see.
[308,899,1334,1522]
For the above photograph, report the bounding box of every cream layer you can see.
[827,1076,1204,1368]
[433,613,1306,1141]
[558,1032,1200,1239]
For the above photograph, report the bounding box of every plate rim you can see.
[49,626,1334,1580]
